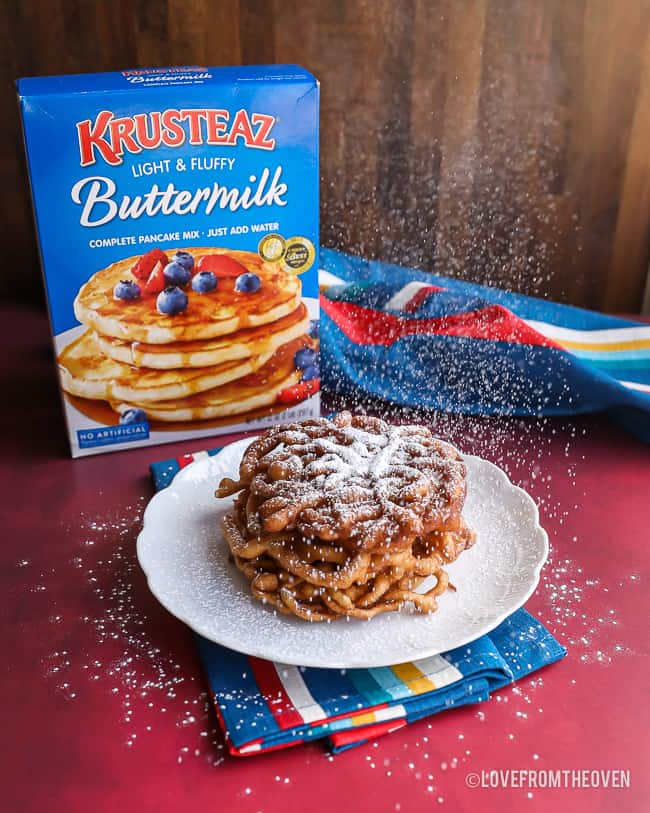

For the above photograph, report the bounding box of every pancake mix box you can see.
[18,65,320,457]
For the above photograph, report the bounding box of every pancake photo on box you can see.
[57,247,320,427]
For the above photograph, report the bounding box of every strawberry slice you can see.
[277,378,320,405]
[131,248,169,280]
[143,260,166,295]
[197,254,247,278]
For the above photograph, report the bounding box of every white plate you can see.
[137,438,548,668]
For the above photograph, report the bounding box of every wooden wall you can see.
[3,0,650,312]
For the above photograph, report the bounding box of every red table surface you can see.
[2,302,649,813]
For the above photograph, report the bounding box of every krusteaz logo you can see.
[77,422,149,449]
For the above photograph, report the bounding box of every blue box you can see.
[18,65,320,457]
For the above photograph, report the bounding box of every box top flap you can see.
[17,65,318,97]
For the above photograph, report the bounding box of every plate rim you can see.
[137,438,549,668]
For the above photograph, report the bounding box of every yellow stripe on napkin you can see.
[350,711,377,727]
[391,662,436,694]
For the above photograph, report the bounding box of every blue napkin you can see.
[320,248,650,442]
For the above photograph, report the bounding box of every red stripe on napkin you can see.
[329,718,408,749]
[402,285,443,313]
[249,657,304,730]
[321,296,562,349]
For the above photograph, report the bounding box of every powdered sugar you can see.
[235,415,467,546]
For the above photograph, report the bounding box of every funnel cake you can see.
[217,412,476,621]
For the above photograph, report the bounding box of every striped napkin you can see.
[150,449,566,756]
[320,248,650,443]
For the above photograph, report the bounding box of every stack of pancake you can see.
[58,248,314,423]
[217,412,476,621]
